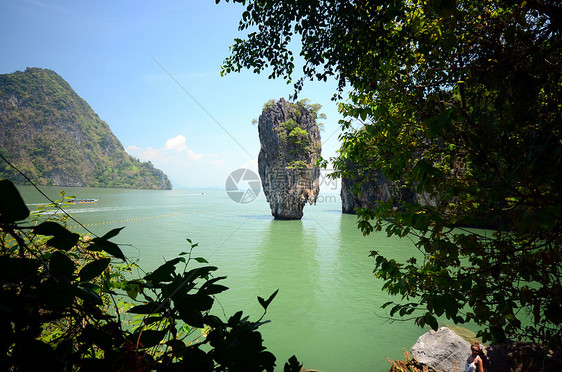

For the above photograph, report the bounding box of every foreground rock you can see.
[408,327,562,372]
[410,327,469,372]
[483,341,562,372]
[257,98,322,219]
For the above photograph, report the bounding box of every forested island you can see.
[0,68,172,189]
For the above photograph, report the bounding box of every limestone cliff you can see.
[258,98,322,219]
[341,167,417,214]
[0,67,172,189]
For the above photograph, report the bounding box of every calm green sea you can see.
[18,185,429,372]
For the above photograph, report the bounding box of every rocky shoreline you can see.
[393,327,562,372]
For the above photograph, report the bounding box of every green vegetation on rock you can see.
[0,67,172,189]
[278,119,311,156]
[272,99,324,169]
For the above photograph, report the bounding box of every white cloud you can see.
[126,145,159,162]
[165,134,187,151]
[126,134,204,164]
[125,135,260,188]
[186,148,203,160]
[126,134,230,187]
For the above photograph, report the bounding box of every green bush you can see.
[0,179,300,371]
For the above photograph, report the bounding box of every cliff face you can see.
[258,98,321,219]
[0,67,172,189]
[341,168,417,214]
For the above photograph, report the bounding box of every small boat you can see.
[68,198,98,204]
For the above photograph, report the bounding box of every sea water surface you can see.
[19,186,428,372]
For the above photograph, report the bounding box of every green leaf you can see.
[49,251,75,279]
[381,301,394,309]
[34,221,72,236]
[166,339,186,355]
[130,330,167,348]
[145,258,182,283]
[74,286,103,305]
[34,222,80,251]
[184,266,218,281]
[79,258,111,282]
[176,293,214,313]
[443,295,458,318]
[390,304,401,317]
[203,314,224,328]
[203,283,228,295]
[427,314,439,331]
[129,303,160,315]
[143,316,164,325]
[284,355,303,372]
[47,234,80,251]
[545,301,562,325]
[90,238,126,261]
[461,277,472,291]
[101,227,125,240]
[0,180,30,223]
[258,289,279,312]
[432,295,445,317]
[200,276,228,295]
[179,309,205,328]
[176,293,215,327]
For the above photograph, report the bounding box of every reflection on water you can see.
[253,219,322,366]
[16,186,426,372]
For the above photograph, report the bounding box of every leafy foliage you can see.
[387,348,430,372]
[0,179,296,370]
[262,98,323,170]
[296,98,326,124]
[0,68,171,189]
[278,119,311,156]
[220,0,562,347]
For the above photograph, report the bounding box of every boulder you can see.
[410,327,470,372]
[257,98,321,219]
[409,327,562,372]
[483,340,562,372]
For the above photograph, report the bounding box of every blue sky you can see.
[1,0,344,188]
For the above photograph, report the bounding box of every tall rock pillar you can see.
[258,98,322,219]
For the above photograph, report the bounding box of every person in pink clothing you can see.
[465,341,484,372]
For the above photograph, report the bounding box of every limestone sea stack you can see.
[258,98,322,219]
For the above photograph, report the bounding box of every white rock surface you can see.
[410,327,471,372]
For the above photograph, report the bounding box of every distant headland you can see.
[0,67,172,190]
